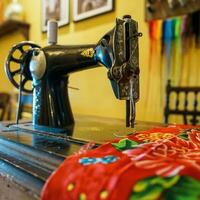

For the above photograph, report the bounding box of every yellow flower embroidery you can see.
[136,133,174,142]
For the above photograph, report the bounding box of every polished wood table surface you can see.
[0,114,164,200]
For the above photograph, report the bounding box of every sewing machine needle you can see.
[129,77,135,128]
[130,101,135,128]
[126,100,130,127]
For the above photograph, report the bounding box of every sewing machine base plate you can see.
[0,115,163,200]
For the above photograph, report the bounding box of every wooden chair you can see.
[164,80,200,125]
[0,93,11,121]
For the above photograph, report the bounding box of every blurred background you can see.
[0,0,200,124]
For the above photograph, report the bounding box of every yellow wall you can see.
[0,0,24,93]
[1,0,154,122]
[0,33,25,92]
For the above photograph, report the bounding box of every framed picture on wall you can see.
[42,0,69,32]
[73,0,114,22]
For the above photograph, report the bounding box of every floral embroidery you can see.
[123,133,200,176]
[41,125,200,200]
[135,132,175,142]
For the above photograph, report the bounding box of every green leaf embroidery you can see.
[130,185,162,200]
[130,176,200,200]
[163,176,200,200]
[178,132,189,140]
[112,139,138,151]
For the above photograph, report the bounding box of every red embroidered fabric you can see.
[41,125,200,200]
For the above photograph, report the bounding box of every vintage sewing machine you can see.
[5,15,140,132]
[0,15,160,200]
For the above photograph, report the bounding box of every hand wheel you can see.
[5,41,41,93]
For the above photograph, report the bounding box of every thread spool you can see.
[47,20,58,45]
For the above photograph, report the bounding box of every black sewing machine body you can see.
[5,15,140,132]
[31,44,98,130]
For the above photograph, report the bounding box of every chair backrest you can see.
[164,80,200,125]
[0,93,11,121]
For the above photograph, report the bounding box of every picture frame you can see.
[42,0,69,32]
[73,0,113,22]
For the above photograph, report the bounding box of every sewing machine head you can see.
[5,15,141,131]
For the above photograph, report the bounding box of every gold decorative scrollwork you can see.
[81,48,95,58]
